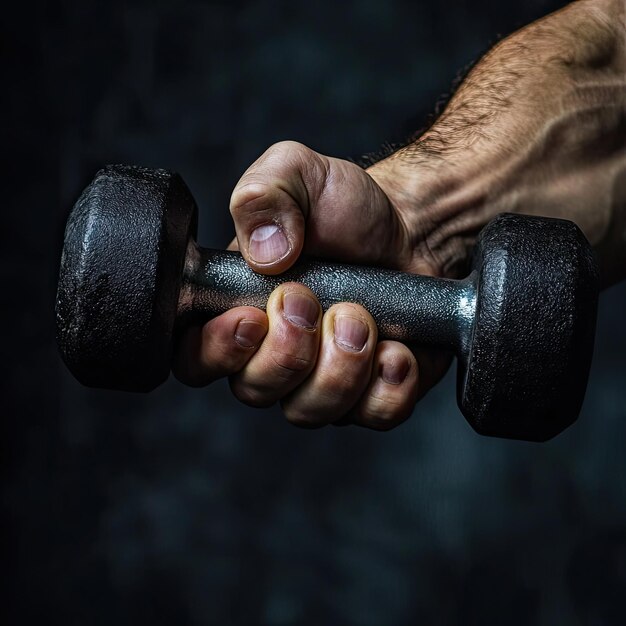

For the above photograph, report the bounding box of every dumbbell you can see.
[56,165,599,441]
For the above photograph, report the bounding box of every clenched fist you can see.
[174,0,625,429]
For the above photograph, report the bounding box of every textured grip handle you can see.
[178,246,477,352]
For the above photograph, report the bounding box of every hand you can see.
[174,0,625,429]
[173,141,452,430]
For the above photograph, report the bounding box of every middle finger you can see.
[229,282,322,407]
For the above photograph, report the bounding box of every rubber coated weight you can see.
[56,166,599,441]
[56,166,197,391]
[463,215,598,440]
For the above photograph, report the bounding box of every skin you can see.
[173,0,626,430]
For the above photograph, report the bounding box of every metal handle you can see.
[177,244,477,354]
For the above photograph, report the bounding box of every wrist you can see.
[367,154,496,280]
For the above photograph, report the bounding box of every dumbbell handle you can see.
[177,242,477,354]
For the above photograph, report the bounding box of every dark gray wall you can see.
[4,1,626,624]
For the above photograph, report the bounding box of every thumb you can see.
[229,141,318,275]
[229,141,408,275]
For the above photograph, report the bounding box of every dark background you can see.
[4,1,626,624]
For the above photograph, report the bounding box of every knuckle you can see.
[265,141,324,181]
[363,414,401,431]
[230,181,270,216]
[269,350,314,382]
[230,382,274,409]
[360,394,409,431]
[268,140,308,160]
[320,370,359,402]
[200,329,246,373]
[282,405,322,429]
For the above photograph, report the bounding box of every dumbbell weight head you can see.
[462,214,598,440]
[56,166,198,391]
[56,165,599,441]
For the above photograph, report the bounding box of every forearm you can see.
[369,0,626,286]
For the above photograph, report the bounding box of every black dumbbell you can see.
[56,165,599,441]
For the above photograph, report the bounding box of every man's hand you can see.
[173,141,451,430]
[174,0,625,428]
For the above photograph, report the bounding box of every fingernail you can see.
[381,359,410,385]
[234,320,267,348]
[283,292,319,329]
[249,223,290,264]
[334,315,369,352]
